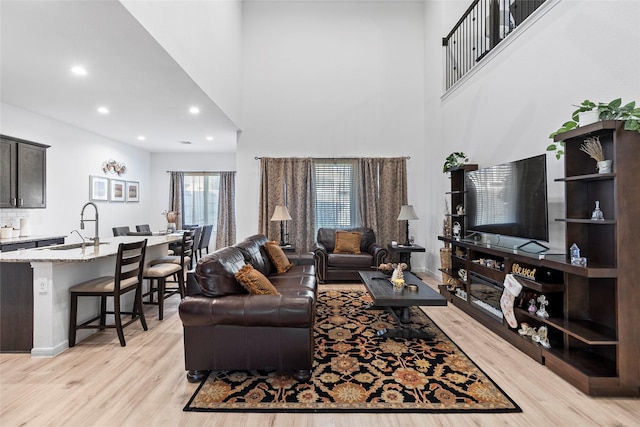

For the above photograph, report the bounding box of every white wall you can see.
[420,0,640,275]
[237,0,426,264]
[0,102,151,241]
[121,0,243,126]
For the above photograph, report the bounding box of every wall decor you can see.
[110,179,126,202]
[102,159,127,176]
[126,181,139,202]
[89,176,109,201]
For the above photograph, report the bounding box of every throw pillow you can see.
[264,241,294,273]
[234,264,280,295]
[333,231,362,254]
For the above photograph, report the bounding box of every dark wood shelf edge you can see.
[553,120,618,142]
[516,308,617,344]
[555,172,615,182]
[555,218,616,225]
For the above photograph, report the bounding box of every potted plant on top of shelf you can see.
[443,152,469,173]
[547,98,640,159]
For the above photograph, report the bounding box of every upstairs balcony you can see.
[443,0,547,91]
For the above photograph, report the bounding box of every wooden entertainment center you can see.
[438,121,639,396]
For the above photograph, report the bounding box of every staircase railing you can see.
[442,0,546,90]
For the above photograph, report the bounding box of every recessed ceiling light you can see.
[206,136,214,141]
[189,106,200,114]
[71,66,87,76]
[97,106,109,114]
[137,135,146,141]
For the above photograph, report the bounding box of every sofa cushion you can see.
[333,230,362,254]
[195,246,248,297]
[264,241,293,273]
[234,237,271,276]
[235,264,280,295]
[327,253,374,268]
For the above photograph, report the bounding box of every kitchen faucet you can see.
[80,202,99,247]
[69,229,86,247]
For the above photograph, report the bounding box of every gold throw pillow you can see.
[333,231,362,254]
[264,241,294,273]
[235,264,280,295]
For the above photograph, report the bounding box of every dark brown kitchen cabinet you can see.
[0,135,49,208]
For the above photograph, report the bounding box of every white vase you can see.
[597,160,612,174]
[578,110,600,127]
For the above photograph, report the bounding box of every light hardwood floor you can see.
[1,274,638,426]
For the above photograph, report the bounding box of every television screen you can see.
[464,154,549,242]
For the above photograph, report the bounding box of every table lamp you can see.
[397,204,418,246]
[270,205,292,245]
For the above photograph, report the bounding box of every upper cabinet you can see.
[0,135,49,208]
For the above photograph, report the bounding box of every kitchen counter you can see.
[0,234,182,356]
[0,235,181,262]
[0,234,67,246]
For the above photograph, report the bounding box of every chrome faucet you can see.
[69,229,86,248]
[80,202,99,247]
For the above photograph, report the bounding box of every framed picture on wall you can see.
[110,179,126,202]
[89,176,109,201]
[126,181,139,202]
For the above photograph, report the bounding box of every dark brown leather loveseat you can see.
[178,234,317,383]
[313,227,388,283]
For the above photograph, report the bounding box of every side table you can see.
[388,243,425,271]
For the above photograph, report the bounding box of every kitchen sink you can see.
[38,242,111,250]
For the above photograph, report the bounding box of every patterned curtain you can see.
[216,171,236,248]
[169,171,184,229]
[358,157,407,250]
[259,158,315,252]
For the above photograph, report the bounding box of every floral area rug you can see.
[184,289,520,413]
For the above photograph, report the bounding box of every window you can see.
[183,173,219,235]
[314,160,359,229]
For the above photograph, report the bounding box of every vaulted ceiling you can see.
[0,0,239,153]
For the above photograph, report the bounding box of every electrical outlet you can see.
[37,278,48,294]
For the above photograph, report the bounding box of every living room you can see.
[1,0,638,424]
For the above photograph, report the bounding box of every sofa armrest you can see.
[313,242,328,282]
[368,243,388,266]
[186,270,202,296]
[179,294,315,328]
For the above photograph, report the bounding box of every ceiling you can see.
[0,0,239,153]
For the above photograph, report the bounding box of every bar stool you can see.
[143,229,194,319]
[69,240,148,347]
[142,262,183,320]
[112,226,130,236]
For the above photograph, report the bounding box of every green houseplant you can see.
[548,98,640,159]
[443,152,469,173]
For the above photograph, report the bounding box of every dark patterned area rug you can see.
[184,289,521,413]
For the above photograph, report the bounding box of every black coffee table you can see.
[358,270,447,339]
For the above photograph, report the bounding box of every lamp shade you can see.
[270,205,292,221]
[397,205,419,221]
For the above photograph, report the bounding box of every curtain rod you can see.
[254,156,411,160]
[165,170,236,173]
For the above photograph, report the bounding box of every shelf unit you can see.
[437,121,639,396]
[444,164,477,239]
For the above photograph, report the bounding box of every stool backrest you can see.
[113,226,130,236]
[115,240,147,294]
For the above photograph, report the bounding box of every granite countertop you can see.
[0,234,182,263]
[0,235,67,245]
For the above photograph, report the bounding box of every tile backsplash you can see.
[0,209,29,229]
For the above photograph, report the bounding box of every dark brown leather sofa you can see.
[313,227,388,283]
[178,234,317,383]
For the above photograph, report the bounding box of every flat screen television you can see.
[464,154,549,244]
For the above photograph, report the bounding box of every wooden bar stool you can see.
[69,240,148,347]
[142,262,183,320]
[143,229,194,319]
